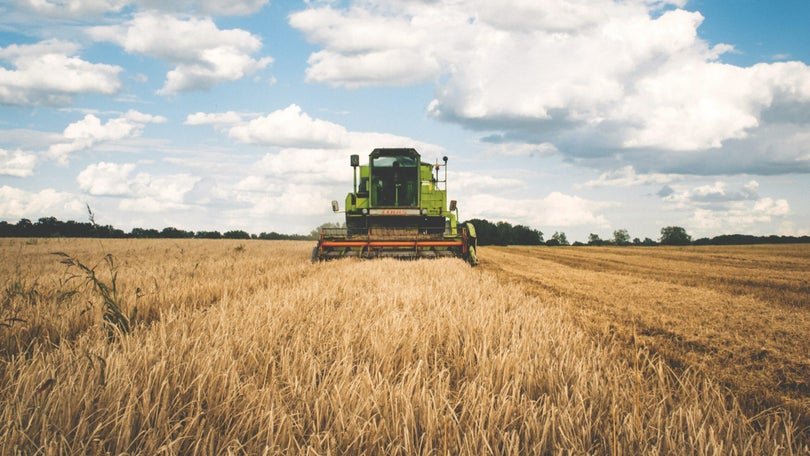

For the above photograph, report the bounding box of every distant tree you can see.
[259,231,313,240]
[457,218,543,245]
[495,221,514,245]
[223,230,251,239]
[587,233,605,246]
[160,227,194,238]
[660,226,691,245]
[35,217,61,237]
[551,231,569,246]
[612,229,631,246]
[130,227,160,238]
[632,237,641,246]
[195,230,222,239]
[0,221,13,237]
[17,218,33,234]
[641,237,657,246]
[511,224,543,245]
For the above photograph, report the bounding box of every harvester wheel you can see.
[468,245,478,266]
[311,246,320,263]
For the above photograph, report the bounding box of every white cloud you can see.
[88,12,272,94]
[0,148,38,177]
[481,141,559,158]
[0,39,122,105]
[17,0,267,16]
[228,104,349,148]
[583,165,678,188]
[290,1,810,174]
[77,162,136,195]
[130,171,200,204]
[690,197,791,233]
[135,0,268,15]
[0,185,85,219]
[290,6,440,87]
[465,191,612,228]
[232,184,335,217]
[76,161,202,212]
[184,111,245,126]
[15,0,128,16]
[196,104,444,156]
[453,171,525,196]
[48,110,166,164]
[659,179,791,235]
[663,179,761,205]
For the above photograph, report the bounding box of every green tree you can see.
[223,230,251,239]
[660,226,692,245]
[551,231,569,246]
[613,229,631,246]
[511,224,543,245]
[587,233,605,246]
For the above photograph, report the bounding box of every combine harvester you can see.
[313,148,478,265]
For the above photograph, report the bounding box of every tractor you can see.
[313,148,477,265]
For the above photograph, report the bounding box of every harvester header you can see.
[313,148,478,265]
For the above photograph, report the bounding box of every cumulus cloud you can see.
[0,39,122,105]
[77,162,136,195]
[0,148,38,177]
[136,0,268,15]
[289,0,810,175]
[662,180,763,206]
[480,141,559,158]
[76,161,202,212]
[0,185,84,219]
[184,111,245,127]
[660,179,790,234]
[88,12,272,94]
[47,110,166,164]
[690,197,790,233]
[290,6,440,87]
[195,104,446,156]
[464,191,612,228]
[583,166,680,188]
[228,104,349,148]
[17,0,267,16]
[15,0,127,16]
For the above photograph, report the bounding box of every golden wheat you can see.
[0,239,806,454]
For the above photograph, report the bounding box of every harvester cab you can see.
[313,148,478,265]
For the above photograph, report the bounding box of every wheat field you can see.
[1,238,808,454]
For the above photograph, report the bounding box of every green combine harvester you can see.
[313,148,478,265]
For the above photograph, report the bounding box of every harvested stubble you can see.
[483,245,810,438]
[0,239,806,454]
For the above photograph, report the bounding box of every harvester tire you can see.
[468,245,478,266]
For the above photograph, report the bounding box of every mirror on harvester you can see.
[449,200,457,212]
[331,200,339,212]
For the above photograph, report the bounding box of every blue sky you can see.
[1,0,808,242]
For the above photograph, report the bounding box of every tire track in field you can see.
[479,246,810,425]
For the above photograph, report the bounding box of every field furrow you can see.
[481,245,810,425]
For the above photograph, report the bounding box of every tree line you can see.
[464,220,809,247]
[0,217,313,241]
[2,216,807,246]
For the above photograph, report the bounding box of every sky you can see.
[0,0,808,243]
